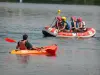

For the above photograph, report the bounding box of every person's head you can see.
[71,16,76,22]
[23,34,28,40]
[77,17,82,22]
[62,16,66,21]
[56,16,62,21]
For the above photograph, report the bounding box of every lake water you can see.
[0,2,100,75]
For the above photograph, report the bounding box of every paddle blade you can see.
[5,38,16,43]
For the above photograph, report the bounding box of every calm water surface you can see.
[0,2,100,75]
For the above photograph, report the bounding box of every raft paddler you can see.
[77,17,86,32]
[59,16,70,32]
[70,16,78,32]
[52,16,62,30]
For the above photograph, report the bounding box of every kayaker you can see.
[59,16,70,32]
[70,16,78,32]
[16,34,35,50]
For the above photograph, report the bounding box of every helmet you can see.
[23,34,28,40]
[56,16,62,21]
[71,16,76,21]
[62,16,66,21]
[77,17,82,22]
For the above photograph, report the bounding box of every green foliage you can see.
[94,0,100,5]
[0,0,100,5]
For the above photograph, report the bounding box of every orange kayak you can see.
[10,44,57,55]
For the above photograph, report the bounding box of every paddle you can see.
[4,37,45,50]
[50,9,61,27]
[5,37,16,43]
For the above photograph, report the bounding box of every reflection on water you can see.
[94,37,100,41]
[16,55,30,64]
[16,54,57,65]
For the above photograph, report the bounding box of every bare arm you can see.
[16,42,19,49]
[79,22,83,28]
[62,23,66,30]
[74,22,76,29]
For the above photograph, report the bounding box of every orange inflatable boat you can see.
[42,26,96,38]
[10,44,57,55]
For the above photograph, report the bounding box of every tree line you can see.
[0,0,100,5]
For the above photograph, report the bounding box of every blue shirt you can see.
[66,21,71,30]
[71,21,78,28]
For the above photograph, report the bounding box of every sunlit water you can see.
[0,2,100,75]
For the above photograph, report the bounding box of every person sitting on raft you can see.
[82,21,86,31]
[16,34,36,50]
[52,16,62,30]
[59,16,70,32]
[77,17,86,32]
[70,16,78,32]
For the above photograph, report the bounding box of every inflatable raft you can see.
[42,26,96,38]
[10,44,57,55]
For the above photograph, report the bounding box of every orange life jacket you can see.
[18,40,27,50]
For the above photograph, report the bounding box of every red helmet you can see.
[71,16,76,21]
[56,16,62,21]
[77,17,82,22]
